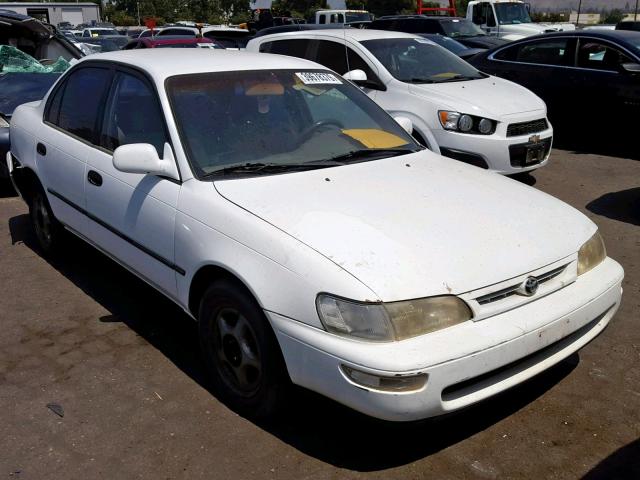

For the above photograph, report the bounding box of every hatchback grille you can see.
[507,119,548,137]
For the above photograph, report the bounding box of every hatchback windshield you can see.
[361,38,485,84]
[495,3,532,25]
[440,19,486,38]
[166,69,419,177]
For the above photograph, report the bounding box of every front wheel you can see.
[198,280,289,418]
[29,190,63,254]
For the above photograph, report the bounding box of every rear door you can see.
[84,68,181,299]
[38,65,113,237]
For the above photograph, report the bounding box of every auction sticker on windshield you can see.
[296,72,342,84]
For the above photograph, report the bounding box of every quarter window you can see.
[577,41,632,71]
[260,39,310,58]
[495,39,571,66]
[48,67,112,144]
[100,72,168,156]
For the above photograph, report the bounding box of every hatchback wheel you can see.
[198,280,288,418]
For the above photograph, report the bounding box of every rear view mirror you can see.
[393,116,413,135]
[621,62,640,74]
[113,143,179,180]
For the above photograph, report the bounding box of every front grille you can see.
[507,119,549,137]
[476,264,567,306]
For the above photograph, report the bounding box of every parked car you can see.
[369,16,510,49]
[468,30,640,139]
[0,10,82,181]
[8,49,623,421]
[247,29,553,173]
[78,35,129,54]
[138,27,164,38]
[418,33,486,59]
[81,27,120,37]
[124,36,223,50]
[157,26,252,48]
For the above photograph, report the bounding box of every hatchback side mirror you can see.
[343,69,368,83]
[621,62,640,74]
[113,143,179,180]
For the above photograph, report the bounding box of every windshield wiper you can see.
[434,73,486,83]
[201,161,339,178]
[328,148,417,164]
[407,78,436,84]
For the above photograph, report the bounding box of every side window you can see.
[100,72,168,157]
[472,3,495,27]
[260,39,310,58]
[48,67,111,144]
[314,40,378,80]
[577,41,632,71]
[493,44,519,61]
[318,14,326,24]
[514,39,571,66]
[82,30,89,37]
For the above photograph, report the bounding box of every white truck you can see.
[466,0,575,41]
[311,9,373,25]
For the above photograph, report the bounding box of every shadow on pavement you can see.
[586,188,640,227]
[508,172,537,186]
[582,438,640,480]
[9,212,580,471]
[552,128,640,161]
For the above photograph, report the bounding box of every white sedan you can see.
[8,50,623,421]
[247,29,554,174]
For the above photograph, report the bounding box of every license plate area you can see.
[525,145,545,165]
[509,137,552,168]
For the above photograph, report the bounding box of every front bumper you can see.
[432,123,553,175]
[269,257,623,421]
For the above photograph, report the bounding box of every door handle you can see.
[87,170,103,187]
[36,143,47,156]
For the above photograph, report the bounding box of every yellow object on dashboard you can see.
[341,129,408,149]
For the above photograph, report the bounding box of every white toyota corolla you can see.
[8,50,623,421]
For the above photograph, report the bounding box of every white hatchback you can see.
[246,29,554,174]
[8,50,623,421]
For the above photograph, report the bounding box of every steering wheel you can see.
[299,119,345,140]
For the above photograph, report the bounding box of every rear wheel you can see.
[29,189,63,254]
[198,279,288,418]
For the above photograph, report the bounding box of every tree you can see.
[601,8,625,24]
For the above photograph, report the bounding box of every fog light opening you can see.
[341,365,428,392]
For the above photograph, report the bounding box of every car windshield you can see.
[361,38,485,83]
[166,69,419,177]
[346,12,371,22]
[440,19,486,38]
[422,35,468,55]
[495,3,532,25]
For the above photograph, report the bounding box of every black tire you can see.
[198,279,288,418]
[29,189,63,254]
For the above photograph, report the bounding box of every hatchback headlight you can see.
[438,111,496,135]
[578,231,607,275]
[316,294,473,342]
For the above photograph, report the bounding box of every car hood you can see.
[408,75,545,118]
[214,152,594,301]
[456,35,508,49]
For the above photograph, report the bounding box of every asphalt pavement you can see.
[0,149,638,479]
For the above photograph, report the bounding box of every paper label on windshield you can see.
[296,72,342,85]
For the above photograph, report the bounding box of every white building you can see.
[0,2,101,27]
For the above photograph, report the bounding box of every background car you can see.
[417,33,486,59]
[248,29,553,174]
[369,15,510,49]
[0,10,82,181]
[81,27,120,37]
[77,35,129,54]
[124,36,223,50]
[469,30,640,151]
[156,25,252,49]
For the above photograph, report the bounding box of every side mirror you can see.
[621,62,640,74]
[343,69,368,83]
[113,143,179,180]
[393,116,413,135]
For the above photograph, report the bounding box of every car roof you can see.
[504,29,640,48]
[76,49,325,79]
[254,28,419,42]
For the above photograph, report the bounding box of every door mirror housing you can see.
[393,116,413,135]
[343,69,368,83]
[113,143,179,180]
[621,62,640,74]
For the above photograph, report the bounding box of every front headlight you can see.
[316,294,473,342]
[438,110,496,135]
[578,231,607,276]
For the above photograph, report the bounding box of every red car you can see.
[123,36,223,50]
